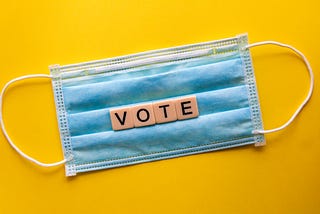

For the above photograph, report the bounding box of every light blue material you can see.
[50,34,264,176]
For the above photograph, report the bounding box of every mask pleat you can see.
[72,107,253,166]
[63,56,244,113]
[67,85,249,136]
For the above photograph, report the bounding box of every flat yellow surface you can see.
[0,1,319,213]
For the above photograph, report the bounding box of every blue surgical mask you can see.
[0,34,314,176]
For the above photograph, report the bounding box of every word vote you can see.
[110,96,199,130]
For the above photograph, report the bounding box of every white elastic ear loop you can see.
[245,41,314,134]
[0,74,68,167]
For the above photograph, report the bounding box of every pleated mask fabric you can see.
[49,34,264,176]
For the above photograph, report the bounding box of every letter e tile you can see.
[175,96,199,120]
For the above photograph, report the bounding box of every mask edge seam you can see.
[50,65,76,176]
[238,34,265,145]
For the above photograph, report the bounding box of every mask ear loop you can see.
[0,74,68,167]
[245,41,314,134]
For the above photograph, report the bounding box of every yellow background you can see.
[0,1,319,213]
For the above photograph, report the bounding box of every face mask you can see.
[0,34,314,176]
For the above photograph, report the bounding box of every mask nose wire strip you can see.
[0,74,68,167]
[245,41,314,134]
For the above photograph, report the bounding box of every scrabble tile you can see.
[110,107,134,131]
[175,96,199,120]
[153,100,177,124]
[131,103,156,127]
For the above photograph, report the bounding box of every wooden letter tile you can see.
[175,96,199,120]
[131,103,156,127]
[110,107,134,131]
[153,100,177,124]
